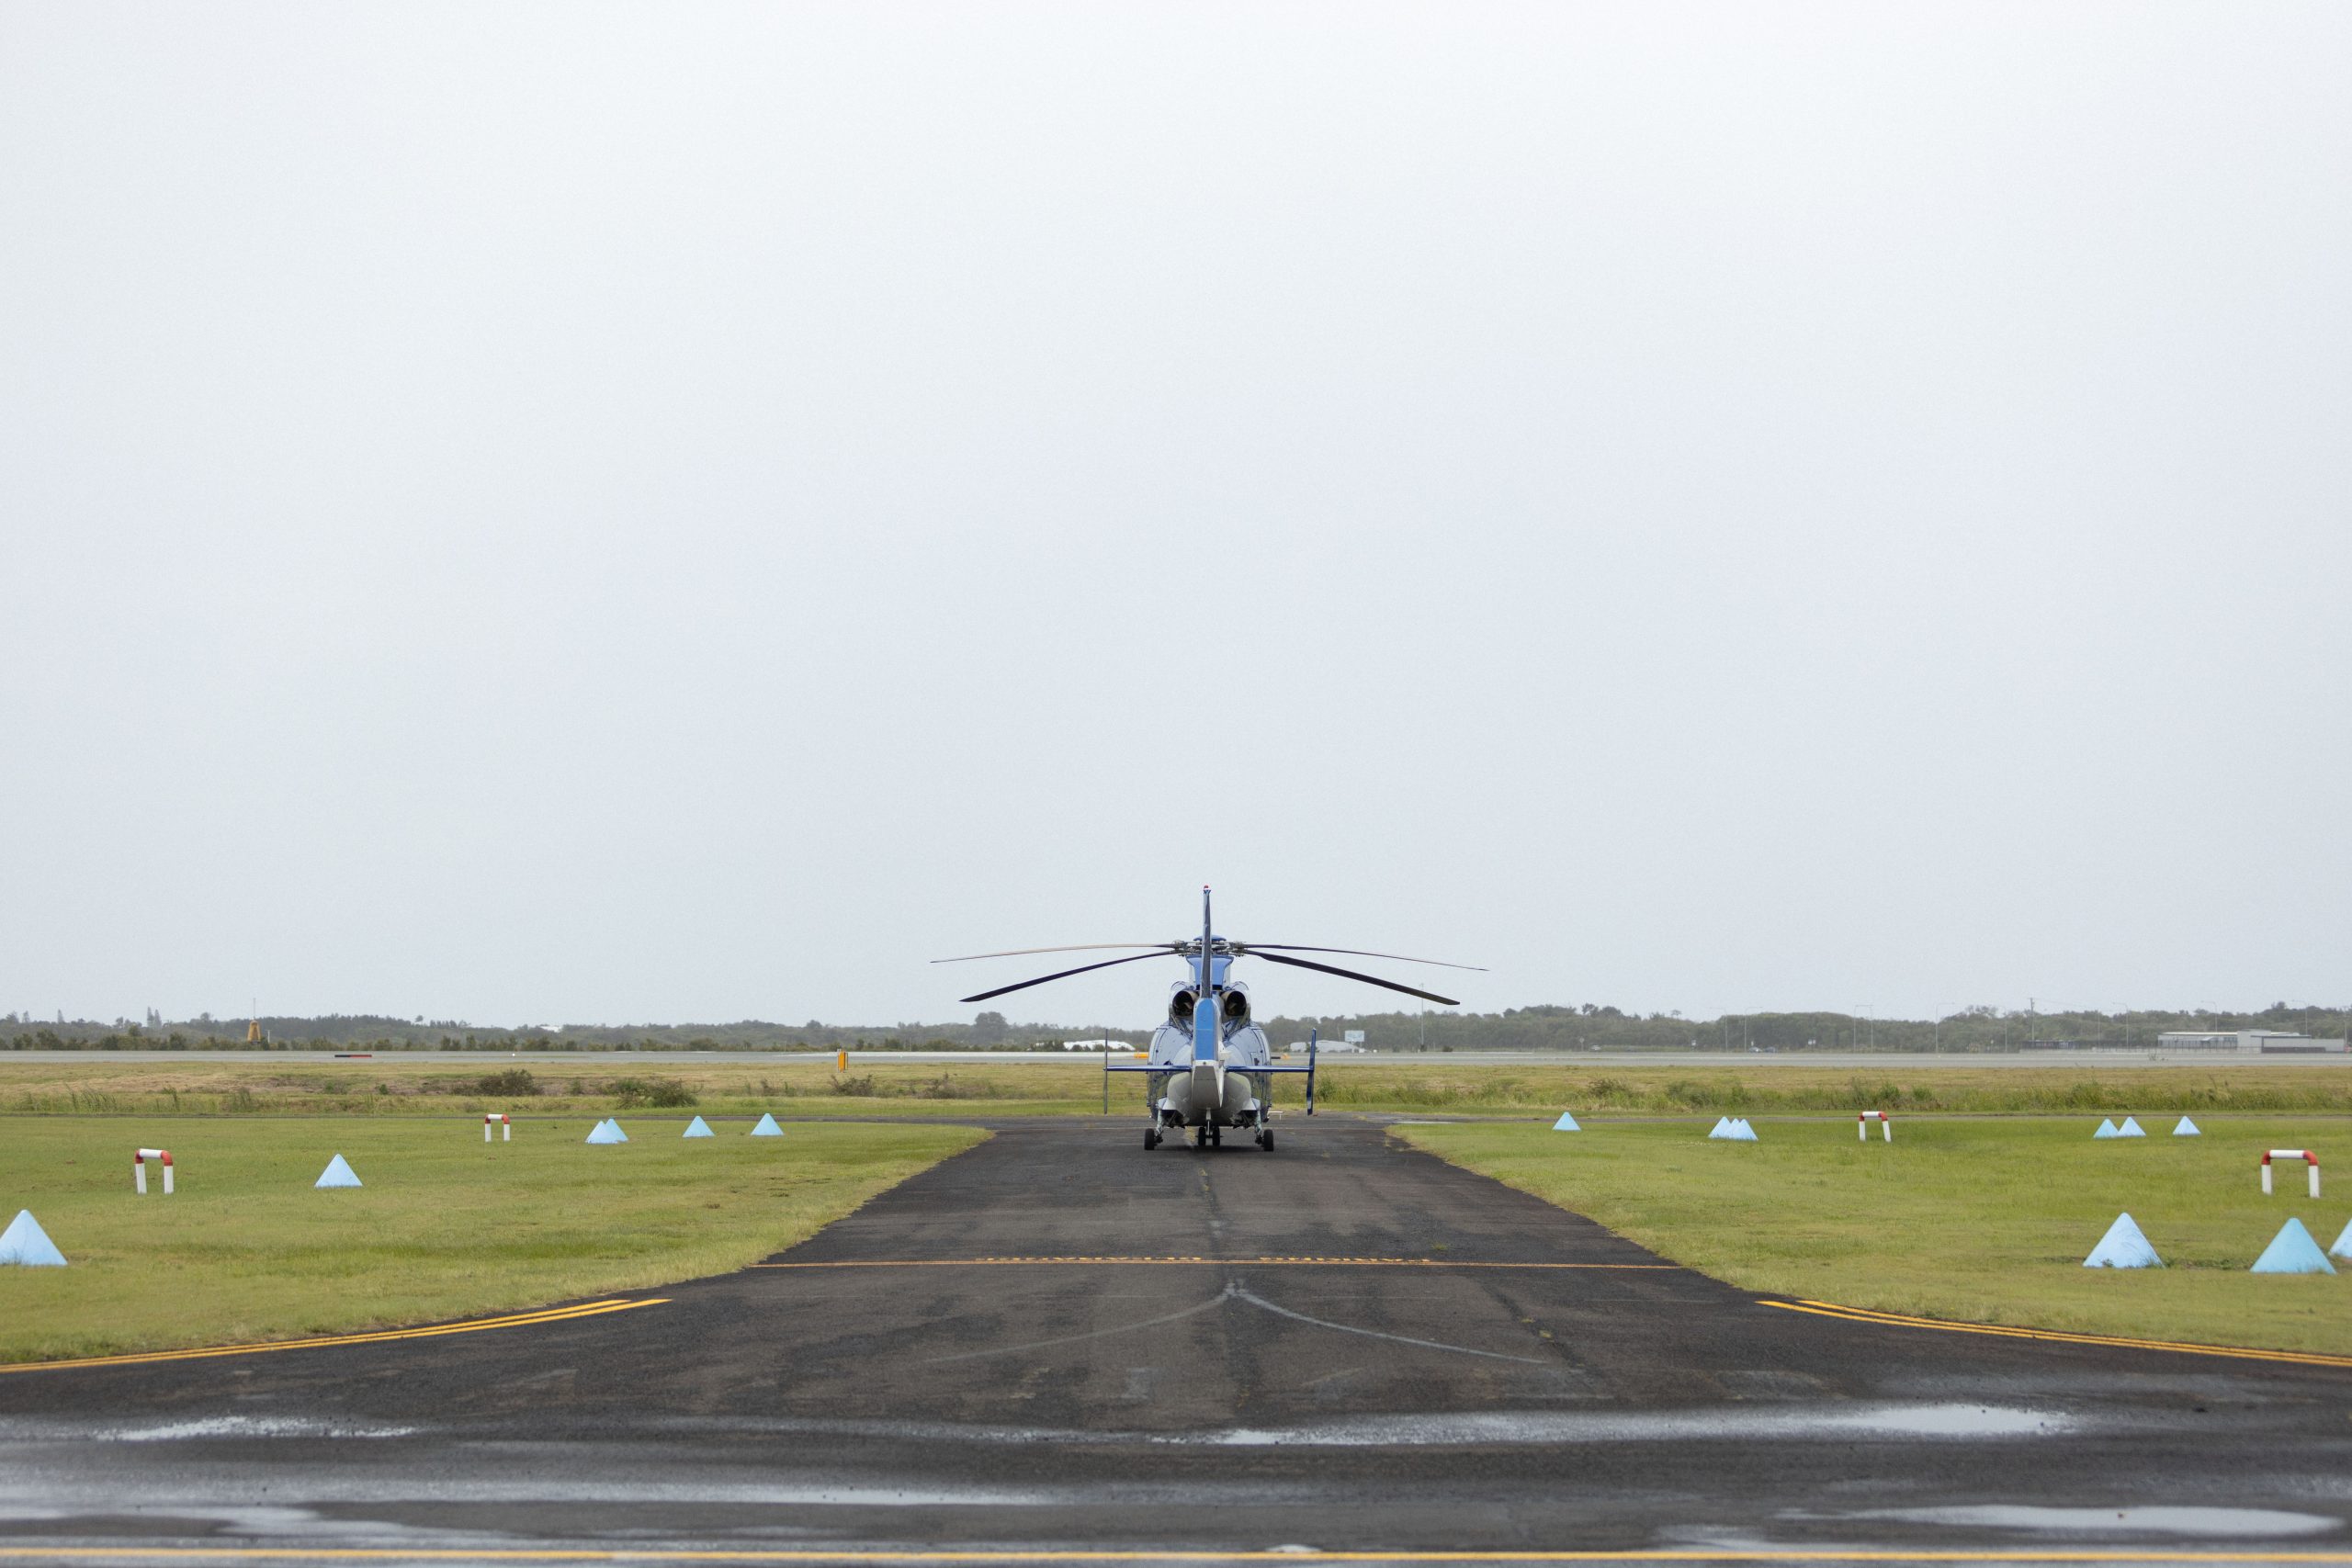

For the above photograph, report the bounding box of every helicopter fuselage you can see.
[1147,987,1273,1132]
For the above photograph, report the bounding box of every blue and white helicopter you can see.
[936,888,1479,1151]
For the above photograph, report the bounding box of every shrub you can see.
[915,1073,985,1100]
[609,1076,696,1109]
[471,1068,540,1097]
[827,1074,880,1098]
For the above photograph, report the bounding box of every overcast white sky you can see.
[4,4,2346,1031]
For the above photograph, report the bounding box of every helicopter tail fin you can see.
[1193,994,1219,1063]
[1193,886,1217,1061]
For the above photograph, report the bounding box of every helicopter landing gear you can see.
[1144,1127,1160,1150]
[1256,1124,1274,1151]
[1210,1123,1222,1148]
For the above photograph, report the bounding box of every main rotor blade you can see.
[1238,944,1485,971]
[1245,951,1461,1006]
[957,950,1175,1003]
[933,943,1176,964]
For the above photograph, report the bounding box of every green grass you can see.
[0,1115,982,1363]
[1399,1116,2352,1356]
[6,1058,2349,1121]
[1316,1064,2352,1115]
[0,1060,1111,1118]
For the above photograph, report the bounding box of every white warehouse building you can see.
[2154,1029,2346,1055]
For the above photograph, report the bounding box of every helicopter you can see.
[935,887,1480,1151]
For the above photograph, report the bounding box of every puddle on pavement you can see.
[1182,1403,2075,1446]
[1858,1505,2342,1539]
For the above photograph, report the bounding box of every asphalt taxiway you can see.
[1,1116,2348,1563]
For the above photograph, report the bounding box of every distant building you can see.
[2154,1030,2347,1055]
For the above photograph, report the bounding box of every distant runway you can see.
[9,1046,2336,1067]
[1,1117,2347,1562]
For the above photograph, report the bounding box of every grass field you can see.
[6,1070,2348,1363]
[0,1059,1108,1118]
[4,1056,2349,1119]
[1399,1116,2352,1355]
[1314,1062,2352,1115]
[0,1115,982,1363]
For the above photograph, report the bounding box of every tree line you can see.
[6,1000,2345,1054]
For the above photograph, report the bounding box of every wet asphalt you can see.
[0,1115,2348,1563]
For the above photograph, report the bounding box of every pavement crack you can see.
[1227,1283,1552,1365]
[921,1286,1238,1365]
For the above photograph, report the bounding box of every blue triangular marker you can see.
[750,1113,783,1136]
[1707,1117,1731,1138]
[585,1120,627,1145]
[1552,1111,1580,1132]
[2331,1218,2351,1261]
[683,1116,714,1138]
[314,1154,362,1189]
[1729,1118,1758,1141]
[0,1210,67,1267]
[2093,1119,2119,1138]
[2174,1116,2200,1136]
[2084,1212,2162,1268]
[2250,1217,2336,1275]
[2118,1116,2145,1137]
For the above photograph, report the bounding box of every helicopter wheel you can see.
[1259,1126,1273,1151]
[1144,1128,1159,1150]
[1210,1124,1222,1148]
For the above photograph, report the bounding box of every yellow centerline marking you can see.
[1763,1298,2352,1371]
[752,1257,1678,1269]
[4,1549,2352,1563]
[0,1297,668,1374]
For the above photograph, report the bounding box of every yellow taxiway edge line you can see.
[6,1549,2352,1563]
[1762,1299,2352,1371]
[0,1297,668,1375]
[750,1258,1679,1269]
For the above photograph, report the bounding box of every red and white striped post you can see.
[133,1148,173,1195]
[2260,1149,2319,1199]
[484,1113,511,1143]
[1858,1111,1892,1143]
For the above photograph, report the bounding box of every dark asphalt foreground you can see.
[1,1118,2349,1565]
